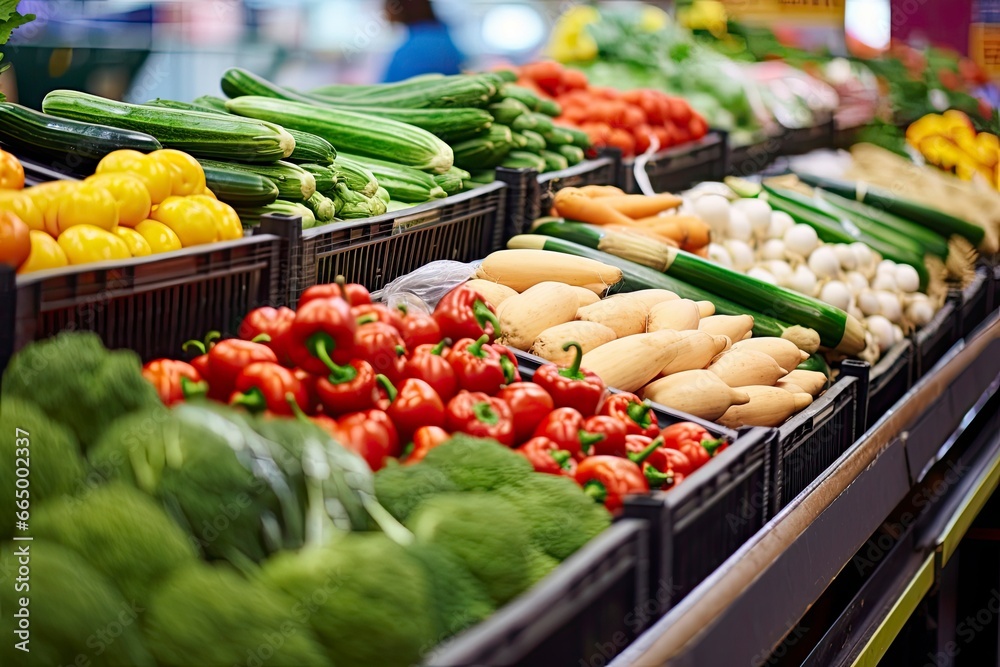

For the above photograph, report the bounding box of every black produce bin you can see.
[424,519,649,667]
[770,361,870,517]
[726,133,785,176]
[619,132,727,194]
[257,182,506,308]
[913,295,961,379]
[959,267,991,339]
[779,118,836,156]
[0,236,283,375]
[865,339,913,429]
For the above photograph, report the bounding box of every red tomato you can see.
[633,124,654,154]
[561,69,589,91]
[606,128,636,156]
[688,115,708,140]
[521,61,565,95]
[652,126,672,150]
[581,121,612,144]
[594,87,621,100]
[622,89,643,104]
[637,92,665,125]
[666,98,693,125]
[621,104,647,130]
[563,105,589,124]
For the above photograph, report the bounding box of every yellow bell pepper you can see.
[134,219,183,253]
[150,196,218,247]
[54,184,119,236]
[188,194,243,241]
[24,182,77,233]
[114,226,152,257]
[0,191,43,231]
[973,132,999,168]
[547,5,600,62]
[84,173,151,227]
[0,148,25,190]
[18,230,68,274]
[200,187,217,199]
[150,149,207,197]
[96,149,172,204]
[57,224,131,265]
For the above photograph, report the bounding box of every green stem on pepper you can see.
[702,438,726,457]
[308,332,356,383]
[467,334,490,359]
[558,341,587,381]
[583,480,607,503]
[230,387,267,413]
[376,374,398,403]
[473,300,501,334]
[431,339,450,355]
[627,401,654,429]
[473,401,499,425]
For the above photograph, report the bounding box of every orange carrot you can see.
[553,189,638,227]
[640,215,711,249]
[605,224,679,246]
[577,185,627,198]
[600,193,683,218]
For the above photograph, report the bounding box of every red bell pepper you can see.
[625,435,688,489]
[181,331,220,381]
[189,353,210,379]
[287,297,357,375]
[142,359,208,406]
[600,393,660,439]
[532,342,606,416]
[353,303,404,333]
[445,391,515,446]
[299,278,371,308]
[354,321,406,379]
[377,376,445,440]
[532,407,605,460]
[575,456,649,512]
[433,284,500,342]
[229,362,309,416]
[583,415,628,457]
[293,368,320,415]
[310,414,340,440]
[660,422,728,472]
[200,338,278,402]
[404,340,458,402]
[396,304,442,349]
[336,409,399,471]
[448,335,519,395]
[517,436,576,477]
[497,382,554,444]
[238,306,296,366]
[315,359,377,416]
[405,425,450,465]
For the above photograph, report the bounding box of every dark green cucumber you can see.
[510,132,529,149]
[433,167,469,196]
[0,101,162,163]
[303,73,498,109]
[558,144,585,165]
[193,95,231,113]
[542,127,575,146]
[501,151,546,171]
[537,98,562,117]
[201,162,280,207]
[797,353,832,378]
[198,159,315,201]
[559,125,591,149]
[317,106,492,143]
[298,163,337,194]
[501,85,544,111]
[488,99,529,126]
[338,153,446,203]
[451,125,516,170]
[520,130,546,153]
[540,150,569,172]
[331,156,379,198]
[144,98,222,114]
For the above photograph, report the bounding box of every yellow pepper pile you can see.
[906,110,1000,189]
[0,148,243,274]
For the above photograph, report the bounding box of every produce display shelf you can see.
[770,361,869,517]
[913,294,960,378]
[619,132,727,194]
[425,519,649,667]
[865,339,913,429]
[257,182,506,308]
[779,118,836,156]
[725,133,785,176]
[0,236,282,375]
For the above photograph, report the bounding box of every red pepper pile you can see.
[142,281,730,512]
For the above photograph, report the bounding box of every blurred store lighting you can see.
[481,4,544,53]
[845,0,891,52]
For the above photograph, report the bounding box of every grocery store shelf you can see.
[610,311,1000,667]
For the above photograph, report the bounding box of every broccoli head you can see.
[88,404,293,564]
[496,473,612,561]
[420,434,533,491]
[33,482,198,606]
[0,540,155,667]
[405,543,495,640]
[1,332,161,450]
[525,547,560,585]
[375,463,458,522]
[407,493,534,605]
[143,563,332,667]
[263,533,436,667]
[0,397,87,539]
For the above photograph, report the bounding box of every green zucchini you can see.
[537,98,562,117]
[317,106,492,143]
[0,101,162,164]
[331,156,379,198]
[794,172,987,249]
[144,98,222,114]
[284,130,337,165]
[488,99,529,126]
[201,162,279,207]
[307,83,379,98]
[501,84,544,112]
[526,113,555,134]
[236,200,316,229]
[308,73,499,109]
[520,130,547,153]
[560,125,591,149]
[340,153,446,203]
[226,96,454,174]
[334,183,387,219]
[375,186,391,205]
[304,192,336,222]
[198,159,315,201]
[558,144,585,165]
[433,167,469,196]
[542,127,575,146]
[511,113,539,133]
[540,150,569,172]
[493,70,518,83]
[192,95,231,113]
[510,132,529,149]
[298,163,337,194]
[501,151,547,171]
[42,90,294,164]
[468,169,496,184]
[797,353,832,379]
[451,125,516,170]
[528,221,866,355]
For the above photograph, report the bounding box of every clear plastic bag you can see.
[379,260,478,312]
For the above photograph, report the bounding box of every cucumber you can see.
[488,99,529,126]
[309,73,498,109]
[559,125,591,149]
[192,96,231,113]
[558,144,585,165]
[334,183,387,219]
[339,153,446,203]
[0,102,162,164]
[520,130,546,153]
[539,150,569,172]
[501,84,544,111]
[319,106,492,143]
[542,127,575,146]
[283,130,337,165]
[510,132,529,149]
[201,162,280,207]
[236,200,316,229]
[501,151,547,171]
[298,163,337,194]
[451,125,516,170]
[537,98,562,117]
[434,166,470,196]
[198,159,315,201]
[144,99,222,114]
[304,192,336,222]
[468,169,496,184]
[332,156,379,198]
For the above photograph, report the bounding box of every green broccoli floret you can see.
[407,493,534,605]
[496,473,612,561]
[0,540,155,667]
[0,397,87,539]
[405,543,495,639]
[33,482,198,606]
[421,434,533,491]
[1,332,160,450]
[88,404,286,563]
[525,547,560,585]
[375,463,458,522]
[263,533,436,667]
[144,563,332,667]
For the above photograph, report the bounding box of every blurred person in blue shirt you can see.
[383,0,464,82]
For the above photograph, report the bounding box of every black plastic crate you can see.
[959,267,991,339]
[770,361,870,517]
[619,132,726,194]
[258,182,506,307]
[780,118,836,156]
[424,519,649,667]
[726,133,785,176]
[865,339,913,429]
[0,236,282,374]
[494,167,541,243]
[913,295,961,379]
